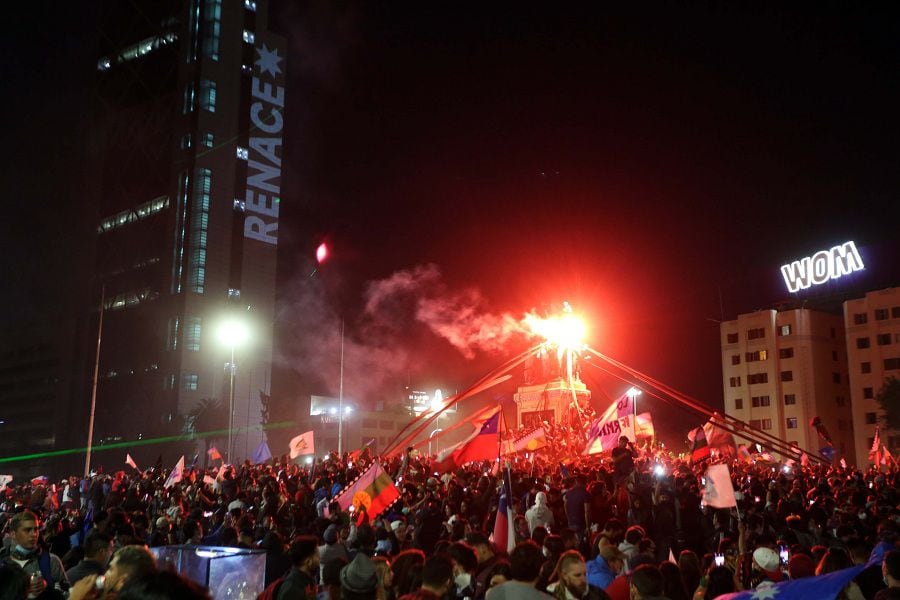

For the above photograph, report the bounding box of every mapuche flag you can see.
[332,462,400,518]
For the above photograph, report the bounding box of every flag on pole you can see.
[736,445,752,463]
[701,464,737,508]
[491,465,516,554]
[0,475,11,488]
[207,447,223,461]
[164,456,185,489]
[882,445,893,466]
[331,462,400,518]
[125,454,139,471]
[703,416,737,457]
[688,426,710,464]
[252,440,273,464]
[584,395,636,454]
[635,412,655,440]
[289,431,315,458]
[453,410,501,465]
[869,427,882,465]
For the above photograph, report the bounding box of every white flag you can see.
[289,431,315,458]
[164,456,185,489]
[701,464,737,508]
[0,475,11,488]
[125,454,139,471]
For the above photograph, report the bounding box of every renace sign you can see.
[780,241,864,293]
[243,43,285,245]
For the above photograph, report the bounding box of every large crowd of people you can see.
[1,434,899,600]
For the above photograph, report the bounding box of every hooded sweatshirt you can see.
[525,491,555,533]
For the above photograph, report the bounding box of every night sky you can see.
[3,3,900,448]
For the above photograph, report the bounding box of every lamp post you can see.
[218,319,249,464]
[627,386,642,443]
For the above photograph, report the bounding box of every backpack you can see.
[256,576,284,600]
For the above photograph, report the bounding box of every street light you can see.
[627,386,642,417]
[218,319,250,463]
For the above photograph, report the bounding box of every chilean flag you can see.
[434,409,501,473]
[491,465,515,554]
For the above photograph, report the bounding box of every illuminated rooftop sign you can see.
[780,241,864,293]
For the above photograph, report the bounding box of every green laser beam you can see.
[0,421,296,464]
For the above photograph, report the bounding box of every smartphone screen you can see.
[779,545,789,565]
[714,553,725,567]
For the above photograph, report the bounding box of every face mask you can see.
[455,573,472,589]
[14,545,35,557]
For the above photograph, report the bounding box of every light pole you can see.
[627,386,642,442]
[218,319,249,464]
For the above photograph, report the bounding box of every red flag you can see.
[207,447,222,461]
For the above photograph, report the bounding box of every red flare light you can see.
[524,309,587,351]
[316,242,329,264]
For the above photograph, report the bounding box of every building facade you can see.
[85,0,286,465]
[720,309,855,464]
[844,287,900,465]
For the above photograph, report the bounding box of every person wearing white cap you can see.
[751,547,784,590]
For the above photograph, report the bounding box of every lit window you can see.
[779,325,791,336]
[203,133,214,148]
[241,64,253,75]
[181,133,193,149]
[98,196,170,233]
[200,79,216,112]
[245,0,257,11]
[203,0,222,61]
[167,317,180,351]
[236,146,249,160]
[786,417,798,429]
[233,199,246,211]
[183,82,195,114]
[188,168,211,293]
[182,373,199,391]
[227,288,241,299]
[185,316,202,351]
[243,30,255,43]
[172,171,190,294]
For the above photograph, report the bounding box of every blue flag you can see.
[718,542,892,600]
[252,440,273,464]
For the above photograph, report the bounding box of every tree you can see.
[876,377,900,431]
[188,398,228,458]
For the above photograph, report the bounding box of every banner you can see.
[289,431,315,458]
[584,393,635,454]
[701,464,737,508]
[635,412,654,440]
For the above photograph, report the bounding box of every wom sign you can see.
[780,241,864,293]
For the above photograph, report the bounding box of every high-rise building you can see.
[844,287,900,465]
[720,309,855,464]
[85,0,286,465]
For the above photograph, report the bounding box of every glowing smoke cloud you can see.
[364,264,529,359]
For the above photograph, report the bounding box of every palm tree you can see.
[188,398,227,459]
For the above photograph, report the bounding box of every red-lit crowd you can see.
[2,437,900,600]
